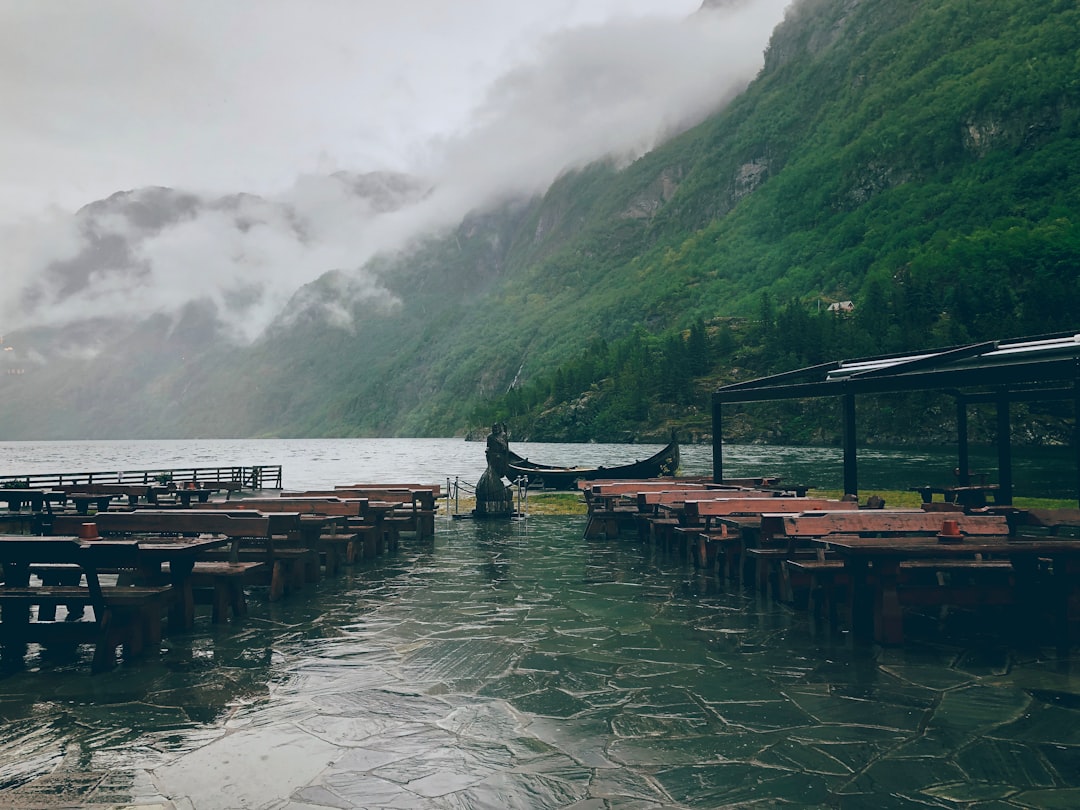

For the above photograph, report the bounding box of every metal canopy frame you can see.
[711,331,1080,505]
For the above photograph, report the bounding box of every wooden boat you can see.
[506,434,680,490]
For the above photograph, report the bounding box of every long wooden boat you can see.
[506,435,680,490]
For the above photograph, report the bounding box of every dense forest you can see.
[1,0,1078,444]
[466,0,1080,445]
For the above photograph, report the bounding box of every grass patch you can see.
[522,492,588,515]
[438,491,587,516]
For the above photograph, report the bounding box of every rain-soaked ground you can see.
[2,515,1080,809]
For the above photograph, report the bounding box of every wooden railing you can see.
[0,465,283,490]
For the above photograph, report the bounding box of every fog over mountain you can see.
[1,0,789,346]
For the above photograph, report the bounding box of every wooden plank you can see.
[769,511,1009,539]
[683,497,858,519]
[51,511,271,538]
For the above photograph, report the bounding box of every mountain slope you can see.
[1,0,1078,440]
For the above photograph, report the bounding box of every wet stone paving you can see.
[1,515,1080,809]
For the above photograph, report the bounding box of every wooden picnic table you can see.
[750,510,1007,600]
[57,483,171,506]
[48,512,279,616]
[65,494,116,515]
[126,536,231,630]
[326,486,439,509]
[0,535,187,670]
[174,481,244,500]
[172,487,215,507]
[811,534,1080,645]
[587,486,798,541]
[319,489,436,537]
[910,483,1001,508]
[197,496,408,570]
[207,497,369,516]
[0,488,66,513]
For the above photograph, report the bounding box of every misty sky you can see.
[1,0,791,341]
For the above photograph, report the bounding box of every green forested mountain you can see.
[1,0,1078,443]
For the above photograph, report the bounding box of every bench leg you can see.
[728,547,744,583]
[388,525,399,553]
[34,568,84,621]
[696,536,708,569]
[303,551,320,583]
[418,513,435,539]
[211,583,230,623]
[873,562,905,645]
[323,544,341,577]
[91,609,120,673]
[229,581,248,618]
[270,561,287,601]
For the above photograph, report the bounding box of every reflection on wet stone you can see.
[1,515,1080,808]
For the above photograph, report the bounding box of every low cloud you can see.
[428,1,790,202]
[0,1,789,344]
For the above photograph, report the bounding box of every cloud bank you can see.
[0,0,790,344]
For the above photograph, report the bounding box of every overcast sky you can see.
[1,0,791,340]
[1,0,793,219]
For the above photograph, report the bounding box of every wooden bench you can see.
[761,511,1010,543]
[911,483,1000,508]
[57,483,167,507]
[135,509,328,591]
[173,480,244,500]
[325,489,437,538]
[199,497,367,516]
[758,511,1010,601]
[669,498,858,572]
[191,500,382,571]
[193,497,378,563]
[333,483,442,497]
[617,488,776,542]
[804,534,1080,644]
[1014,508,1080,537]
[0,537,173,672]
[636,494,758,548]
[49,512,278,620]
[781,555,1016,626]
[0,488,65,514]
[763,511,1009,611]
[61,493,116,515]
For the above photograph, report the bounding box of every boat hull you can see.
[507,438,680,490]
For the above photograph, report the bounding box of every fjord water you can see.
[0,436,1076,496]
[0,439,1078,808]
[1,516,1079,808]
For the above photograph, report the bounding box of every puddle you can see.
[1,515,1079,808]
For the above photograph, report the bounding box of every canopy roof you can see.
[713,332,1080,404]
[710,331,1080,503]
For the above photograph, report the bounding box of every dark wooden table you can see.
[0,536,164,670]
[0,489,65,513]
[812,535,1080,644]
[911,484,1001,507]
[173,488,214,507]
[66,494,115,515]
[129,536,231,630]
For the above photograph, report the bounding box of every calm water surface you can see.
[1,518,1079,807]
[0,440,1078,808]
[0,437,1075,497]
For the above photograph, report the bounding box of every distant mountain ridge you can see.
[1,0,1077,441]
